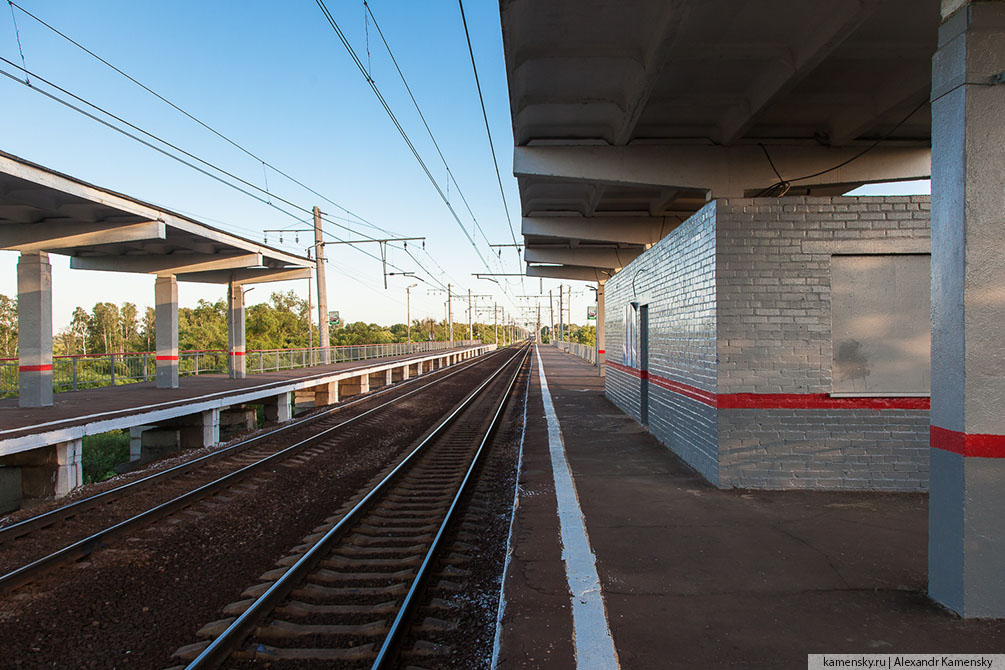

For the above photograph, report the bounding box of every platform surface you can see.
[496,345,1005,669]
[0,346,480,442]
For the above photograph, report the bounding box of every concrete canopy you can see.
[0,151,311,284]
[501,0,939,280]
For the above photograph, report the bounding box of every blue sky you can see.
[0,0,559,331]
[0,1,927,335]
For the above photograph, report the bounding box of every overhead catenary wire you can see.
[313,0,501,287]
[6,1,401,240]
[0,54,464,290]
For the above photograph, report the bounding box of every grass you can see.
[82,430,130,484]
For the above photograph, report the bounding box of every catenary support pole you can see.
[313,206,331,364]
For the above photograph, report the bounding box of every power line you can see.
[7,1,401,240]
[456,0,520,253]
[313,0,498,281]
[362,1,496,252]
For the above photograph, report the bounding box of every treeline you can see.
[0,291,566,357]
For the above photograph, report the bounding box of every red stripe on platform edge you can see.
[19,364,53,372]
[931,425,1005,458]
[155,355,179,361]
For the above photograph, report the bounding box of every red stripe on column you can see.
[931,425,1005,458]
[155,355,179,361]
[228,351,246,356]
[19,364,53,372]
[598,349,606,354]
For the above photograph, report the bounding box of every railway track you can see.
[172,343,530,669]
[0,347,507,594]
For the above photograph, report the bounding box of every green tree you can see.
[0,294,16,358]
[70,307,90,355]
[89,302,121,353]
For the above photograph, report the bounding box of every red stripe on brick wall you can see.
[606,361,930,411]
[931,425,1005,458]
[19,364,52,372]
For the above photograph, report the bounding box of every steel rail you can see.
[0,348,501,545]
[0,350,506,594]
[183,344,530,670]
[372,344,530,668]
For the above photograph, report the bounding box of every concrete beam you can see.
[0,220,166,252]
[525,246,642,269]
[71,252,263,275]
[717,1,880,145]
[523,215,666,246]
[514,144,931,197]
[526,264,614,282]
[174,266,312,285]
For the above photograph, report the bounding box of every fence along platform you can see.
[0,344,492,510]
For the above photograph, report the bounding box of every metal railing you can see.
[552,340,597,365]
[0,340,480,396]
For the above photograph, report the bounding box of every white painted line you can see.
[535,345,620,670]
[491,352,531,669]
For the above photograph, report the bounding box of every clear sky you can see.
[0,0,569,333]
[0,1,928,337]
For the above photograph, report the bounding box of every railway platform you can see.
[495,345,1005,669]
[0,344,491,509]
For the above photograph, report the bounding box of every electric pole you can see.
[406,283,417,351]
[494,303,498,345]
[549,290,554,343]
[313,206,330,363]
[468,288,473,341]
[559,285,564,343]
[447,283,454,344]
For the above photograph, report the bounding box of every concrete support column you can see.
[597,280,606,377]
[928,0,1005,617]
[200,408,220,448]
[54,439,83,497]
[155,275,179,389]
[227,279,246,379]
[17,251,53,408]
[264,392,292,424]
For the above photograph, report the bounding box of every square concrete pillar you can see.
[0,467,21,514]
[129,425,153,462]
[17,251,53,408]
[176,409,220,449]
[54,439,83,497]
[264,392,292,424]
[928,0,1005,618]
[227,279,246,379]
[155,275,179,389]
[338,374,369,398]
[314,381,339,406]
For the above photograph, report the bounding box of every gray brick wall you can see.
[605,203,719,483]
[603,195,931,492]
[714,196,931,491]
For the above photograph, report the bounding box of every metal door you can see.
[639,304,649,426]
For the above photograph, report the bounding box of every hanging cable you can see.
[6,1,401,239]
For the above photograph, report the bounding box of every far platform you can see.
[0,344,490,455]
[496,345,1005,669]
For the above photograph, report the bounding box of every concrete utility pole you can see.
[468,288,473,341]
[406,283,417,351]
[549,289,554,342]
[313,206,331,364]
[537,304,541,341]
[447,283,454,344]
[559,285,564,343]
[494,303,498,345]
